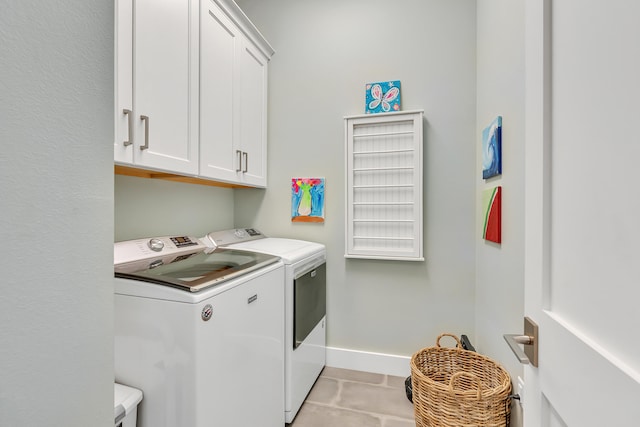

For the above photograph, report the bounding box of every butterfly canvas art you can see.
[365,81,401,114]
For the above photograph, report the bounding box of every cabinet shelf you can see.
[353,236,415,240]
[353,202,414,206]
[353,148,414,155]
[353,220,415,223]
[353,184,414,189]
[344,110,424,261]
[353,167,414,173]
[353,130,415,138]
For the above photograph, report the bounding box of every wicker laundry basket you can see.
[410,333,512,427]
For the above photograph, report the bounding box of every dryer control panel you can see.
[204,228,266,249]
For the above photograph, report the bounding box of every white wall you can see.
[0,1,114,426]
[114,175,235,241]
[475,0,525,374]
[475,1,526,424]
[235,0,478,361]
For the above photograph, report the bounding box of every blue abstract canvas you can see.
[482,116,502,179]
[365,81,401,114]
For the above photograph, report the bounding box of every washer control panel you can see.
[114,236,204,267]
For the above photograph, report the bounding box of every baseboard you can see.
[325,346,411,378]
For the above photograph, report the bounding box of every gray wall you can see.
[475,1,526,424]
[0,1,114,425]
[235,0,478,356]
[115,175,235,241]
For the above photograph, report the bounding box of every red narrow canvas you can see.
[483,186,502,243]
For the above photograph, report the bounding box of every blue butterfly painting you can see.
[365,81,401,114]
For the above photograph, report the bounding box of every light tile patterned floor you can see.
[288,367,415,427]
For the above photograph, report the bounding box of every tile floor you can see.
[287,367,415,427]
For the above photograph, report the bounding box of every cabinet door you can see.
[238,38,269,187]
[132,0,198,174]
[114,0,133,164]
[199,1,240,182]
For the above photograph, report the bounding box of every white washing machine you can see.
[204,228,326,423]
[114,235,285,427]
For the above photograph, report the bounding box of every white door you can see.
[523,1,640,425]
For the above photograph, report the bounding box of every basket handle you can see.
[448,371,483,400]
[436,333,462,349]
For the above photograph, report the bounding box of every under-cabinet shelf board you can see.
[115,165,253,189]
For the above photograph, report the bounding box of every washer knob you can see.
[148,238,164,252]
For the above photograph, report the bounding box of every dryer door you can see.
[293,263,326,349]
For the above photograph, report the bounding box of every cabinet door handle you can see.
[236,150,242,172]
[140,115,149,151]
[242,151,248,173]
[122,109,133,146]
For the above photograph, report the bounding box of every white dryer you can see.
[114,235,285,427]
[204,228,326,423]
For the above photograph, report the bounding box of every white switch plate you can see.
[517,376,525,404]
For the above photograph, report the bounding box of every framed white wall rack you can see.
[344,110,424,261]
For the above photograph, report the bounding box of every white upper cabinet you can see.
[114,0,199,175]
[199,0,273,187]
[115,0,272,187]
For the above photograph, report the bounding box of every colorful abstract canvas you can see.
[365,81,401,114]
[291,178,325,223]
[482,116,502,179]
[482,186,502,243]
